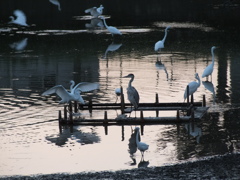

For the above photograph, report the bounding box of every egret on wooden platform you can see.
[49,0,61,11]
[135,127,149,156]
[85,5,104,18]
[184,73,201,101]
[42,81,99,104]
[154,26,171,52]
[123,74,140,116]
[100,16,122,37]
[9,10,29,27]
[202,46,217,81]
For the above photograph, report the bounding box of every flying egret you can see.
[9,10,29,27]
[123,74,140,114]
[100,16,122,36]
[85,5,104,18]
[49,0,61,11]
[154,26,171,52]
[184,73,201,101]
[42,81,99,104]
[202,46,217,81]
[115,88,121,103]
[135,127,149,156]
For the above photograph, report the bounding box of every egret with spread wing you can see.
[9,10,29,27]
[85,5,104,18]
[42,81,99,104]
[184,73,201,101]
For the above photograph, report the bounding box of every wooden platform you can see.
[58,88,209,126]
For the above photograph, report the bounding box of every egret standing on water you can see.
[184,73,201,101]
[202,46,217,81]
[100,16,122,37]
[9,10,29,27]
[154,26,171,52]
[135,127,149,157]
[124,74,139,116]
[42,81,99,104]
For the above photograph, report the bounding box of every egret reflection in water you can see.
[85,5,104,18]
[46,126,100,146]
[103,42,122,59]
[9,38,28,51]
[49,0,61,11]
[155,56,169,80]
[85,17,104,29]
[185,122,202,143]
[202,80,216,104]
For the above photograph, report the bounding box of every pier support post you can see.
[155,93,159,117]
[89,99,93,114]
[69,102,73,124]
[191,108,194,121]
[64,105,67,120]
[140,111,144,122]
[187,85,189,106]
[120,86,125,114]
[191,94,194,104]
[176,109,180,120]
[74,101,78,113]
[203,95,206,107]
[104,111,108,124]
[58,110,62,121]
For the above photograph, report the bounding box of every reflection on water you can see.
[1,23,240,176]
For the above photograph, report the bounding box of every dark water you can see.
[1,0,240,176]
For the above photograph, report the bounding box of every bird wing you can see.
[154,41,164,51]
[108,26,122,35]
[202,64,213,78]
[74,82,99,92]
[14,10,27,24]
[42,85,70,99]
[127,86,140,108]
[184,81,199,99]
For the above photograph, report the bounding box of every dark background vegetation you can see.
[0,0,240,29]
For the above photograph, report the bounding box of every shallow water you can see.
[1,19,240,176]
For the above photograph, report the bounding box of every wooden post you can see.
[120,86,125,114]
[191,108,194,121]
[89,99,93,114]
[176,109,180,120]
[187,85,189,106]
[74,101,78,113]
[203,95,206,107]
[104,125,108,135]
[69,102,73,124]
[58,110,62,121]
[155,93,159,117]
[104,111,108,124]
[140,111,144,122]
[191,94,194,104]
[155,93,159,104]
[64,105,67,120]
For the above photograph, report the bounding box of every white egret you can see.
[42,81,99,104]
[9,10,29,27]
[9,38,28,51]
[184,73,201,101]
[154,26,171,52]
[115,88,121,103]
[202,46,217,81]
[49,0,61,11]
[85,5,104,18]
[100,16,122,36]
[123,74,140,111]
[135,127,149,156]
[85,18,104,29]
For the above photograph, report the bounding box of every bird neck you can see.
[70,81,75,91]
[211,48,215,64]
[136,130,140,144]
[196,76,201,86]
[128,76,134,87]
[102,18,108,28]
[162,28,168,43]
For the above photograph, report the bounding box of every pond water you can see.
[1,18,240,176]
